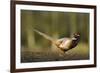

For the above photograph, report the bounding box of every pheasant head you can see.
[72,33,80,41]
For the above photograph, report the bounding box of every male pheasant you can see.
[33,29,80,55]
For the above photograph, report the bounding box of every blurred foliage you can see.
[21,10,89,50]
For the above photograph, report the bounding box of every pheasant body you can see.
[56,37,80,53]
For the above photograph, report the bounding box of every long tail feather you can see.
[33,29,55,42]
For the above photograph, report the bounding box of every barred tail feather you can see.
[33,29,55,42]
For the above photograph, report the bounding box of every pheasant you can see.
[33,29,80,55]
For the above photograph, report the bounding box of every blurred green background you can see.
[21,10,89,62]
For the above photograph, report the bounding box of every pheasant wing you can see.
[58,38,72,50]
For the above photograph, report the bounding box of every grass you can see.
[21,43,89,63]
